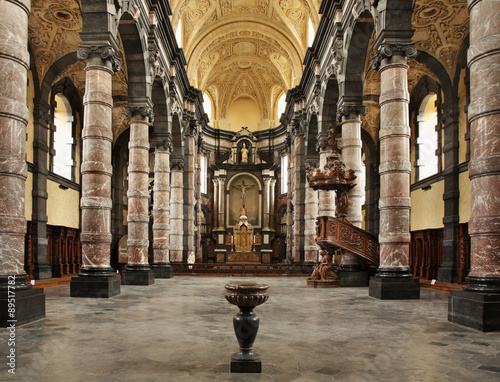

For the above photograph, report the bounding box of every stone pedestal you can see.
[369,273,420,300]
[448,290,500,332]
[120,265,155,285]
[151,263,174,278]
[70,266,121,298]
[225,283,269,373]
[0,275,45,327]
[338,269,368,287]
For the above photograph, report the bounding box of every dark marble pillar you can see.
[31,101,52,279]
[369,43,420,299]
[437,103,460,283]
[0,0,46,326]
[151,135,173,278]
[449,0,500,331]
[70,45,121,297]
[121,107,154,285]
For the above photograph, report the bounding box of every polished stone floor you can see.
[2,276,500,381]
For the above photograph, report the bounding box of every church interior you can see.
[0,0,499,378]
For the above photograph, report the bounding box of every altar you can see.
[226,252,261,264]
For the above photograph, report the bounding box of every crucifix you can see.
[232,180,255,208]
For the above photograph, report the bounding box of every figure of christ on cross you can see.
[232,180,255,208]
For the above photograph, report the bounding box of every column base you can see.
[32,264,52,280]
[369,275,420,300]
[0,275,45,327]
[151,263,174,278]
[121,265,155,285]
[70,268,121,298]
[338,269,369,287]
[448,290,500,332]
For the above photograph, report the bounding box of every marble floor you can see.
[3,276,500,381]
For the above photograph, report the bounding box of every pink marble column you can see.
[151,136,173,278]
[0,0,36,303]
[464,0,500,292]
[70,44,121,297]
[304,182,319,262]
[377,48,413,276]
[169,159,184,262]
[369,43,420,299]
[121,106,154,285]
[292,134,305,262]
[339,107,365,270]
[263,177,272,230]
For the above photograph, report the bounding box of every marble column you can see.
[183,124,197,261]
[121,107,154,285]
[70,45,121,298]
[169,158,184,262]
[318,143,336,218]
[151,136,173,278]
[292,133,306,262]
[0,0,46,326]
[369,43,420,299]
[217,178,226,231]
[338,106,368,286]
[263,177,271,230]
[31,101,52,279]
[449,0,500,331]
[269,179,276,230]
[304,184,319,262]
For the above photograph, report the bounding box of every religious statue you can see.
[309,250,338,281]
[232,180,255,208]
[241,143,249,163]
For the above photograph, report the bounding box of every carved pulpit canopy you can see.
[306,123,356,218]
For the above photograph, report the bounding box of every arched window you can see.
[203,92,212,122]
[416,94,439,181]
[277,93,286,119]
[200,154,208,194]
[308,17,315,47]
[281,154,288,194]
[52,93,75,180]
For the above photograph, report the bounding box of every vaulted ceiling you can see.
[170,0,321,130]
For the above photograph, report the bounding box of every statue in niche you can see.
[309,250,338,281]
[241,143,249,163]
[232,180,255,208]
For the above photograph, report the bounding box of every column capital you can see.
[151,135,173,151]
[77,44,121,72]
[171,157,185,171]
[125,106,154,123]
[371,43,417,70]
[337,105,367,121]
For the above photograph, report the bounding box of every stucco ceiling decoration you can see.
[28,0,82,79]
[171,0,319,130]
[412,0,468,77]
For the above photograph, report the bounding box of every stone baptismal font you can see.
[224,282,269,373]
